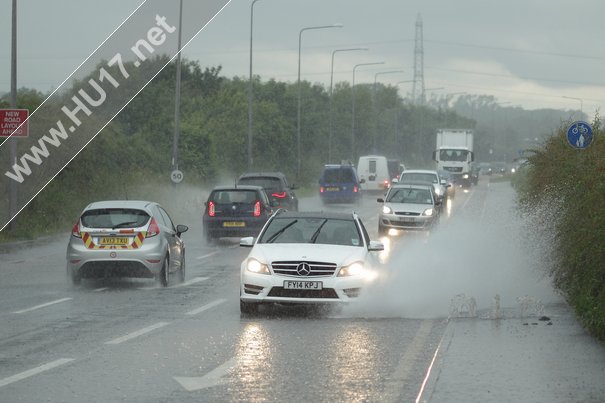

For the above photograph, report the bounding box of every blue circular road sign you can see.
[566,121,593,149]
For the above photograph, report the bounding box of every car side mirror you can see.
[240,237,254,247]
[368,240,385,252]
[176,224,189,236]
[360,178,366,184]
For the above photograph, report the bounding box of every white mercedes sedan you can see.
[239,211,384,314]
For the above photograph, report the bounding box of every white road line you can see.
[0,358,75,388]
[12,298,73,314]
[104,322,169,345]
[185,298,226,315]
[173,277,209,288]
[174,357,236,391]
[383,320,434,402]
[93,287,108,292]
[196,251,220,260]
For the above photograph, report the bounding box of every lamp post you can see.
[562,96,583,114]
[171,0,183,183]
[372,70,404,151]
[351,61,384,161]
[297,24,343,179]
[247,0,262,170]
[329,47,368,163]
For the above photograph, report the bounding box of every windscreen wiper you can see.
[265,220,298,243]
[310,219,328,243]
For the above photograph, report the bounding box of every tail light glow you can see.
[208,201,215,217]
[271,192,286,198]
[353,185,359,193]
[146,218,160,238]
[253,201,261,217]
[320,187,325,193]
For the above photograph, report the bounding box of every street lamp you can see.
[562,96,583,114]
[329,47,368,163]
[247,0,262,170]
[297,23,343,178]
[352,61,384,161]
[373,70,404,150]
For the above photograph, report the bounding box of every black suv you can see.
[203,185,274,243]
[237,172,299,211]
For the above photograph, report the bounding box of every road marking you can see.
[12,298,72,314]
[185,298,226,315]
[104,322,169,345]
[196,251,220,260]
[93,287,108,292]
[0,358,75,388]
[173,277,209,288]
[383,320,434,401]
[415,334,444,403]
[174,357,236,391]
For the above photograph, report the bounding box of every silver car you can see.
[377,183,441,235]
[66,200,188,286]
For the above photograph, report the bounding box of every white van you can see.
[357,155,391,192]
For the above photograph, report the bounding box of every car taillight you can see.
[71,221,81,238]
[272,192,286,198]
[253,201,261,217]
[208,201,215,217]
[146,218,160,238]
[353,185,358,193]
[320,187,325,193]
[383,180,390,188]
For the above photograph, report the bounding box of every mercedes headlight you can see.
[246,258,270,274]
[382,205,393,214]
[338,262,365,277]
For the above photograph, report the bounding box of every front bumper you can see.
[379,213,435,231]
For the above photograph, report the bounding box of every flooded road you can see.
[0,179,604,402]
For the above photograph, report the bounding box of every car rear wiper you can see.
[266,220,298,243]
[310,219,328,243]
[112,221,141,229]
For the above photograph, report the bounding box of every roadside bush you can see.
[517,117,605,341]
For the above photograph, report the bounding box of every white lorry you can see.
[432,129,474,188]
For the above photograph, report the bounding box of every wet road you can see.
[1,179,604,402]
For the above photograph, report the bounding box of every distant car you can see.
[438,170,457,199]
[237,171,298,211]
[203,185,274,243]
[319,164,363,204]
[239,211,384,313]
[66,200,188,287]
[478,162,492,176]
[491,162,507,175]
[470,163,480,185]
[377,183,441,235]
[396,169,448,203]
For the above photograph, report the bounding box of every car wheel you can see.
[240,300,259,314]
[158,255,169,287]
[70,268,81,286]
[205,230,214,245]
[177,251,186,283]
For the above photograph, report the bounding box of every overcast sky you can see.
[1,0,604,114]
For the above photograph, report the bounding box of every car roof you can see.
[391,182,434,189]
[238,172,286,179]
[273,211,357,221]
[210,185,266,191]
[84,200,157,212]
[401,169,438,175]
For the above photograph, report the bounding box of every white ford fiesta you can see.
[239,211,384,314]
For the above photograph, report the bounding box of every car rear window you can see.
[322,168,355,183]
[81,208,150,229]
[238,177,282,190]
[400,173,438,183]
[210,190,260,204]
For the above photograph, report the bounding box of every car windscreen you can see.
[387,188,433,204]
[259,217,362,246]
[80,208,150,229]
[322,168,355,183]
[238,177,282,190]
[210,190,259,204]
[439,149,469,161]
[400,173,438,184]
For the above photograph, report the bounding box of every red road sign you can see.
[0,109,29,137]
